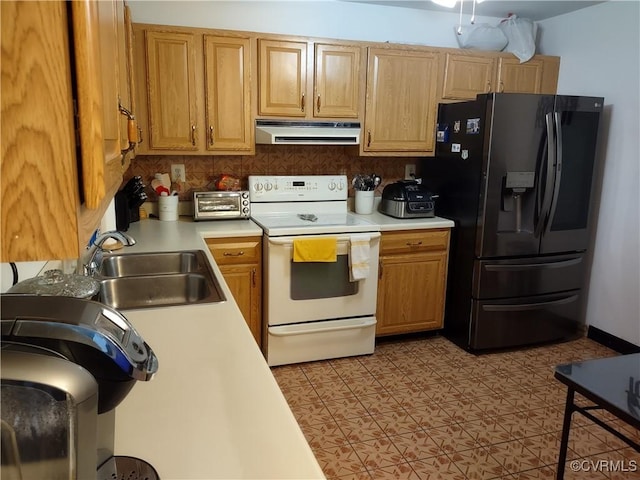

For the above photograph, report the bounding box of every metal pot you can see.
[7,269,100,299]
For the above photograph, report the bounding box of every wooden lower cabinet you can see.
[376,229,450,336]
[206,236,262,347]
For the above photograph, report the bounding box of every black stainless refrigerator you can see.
[420,93,604,351]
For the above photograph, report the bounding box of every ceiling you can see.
[342,1,606,21]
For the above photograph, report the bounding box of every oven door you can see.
[265,232,381,326]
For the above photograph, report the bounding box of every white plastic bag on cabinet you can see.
[455,23,508,51]
[499,14,538,63]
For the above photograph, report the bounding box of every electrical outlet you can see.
[171,164,186,183]
[404,164,416,180]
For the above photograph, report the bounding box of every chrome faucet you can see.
[79,231,136,276]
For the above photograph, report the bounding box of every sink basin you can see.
[100,250,207,277]
[97,250,226,309]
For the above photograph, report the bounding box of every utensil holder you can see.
[158,196,179,221]
[354,190,374,215]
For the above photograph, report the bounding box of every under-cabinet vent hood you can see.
[255,120,361,145]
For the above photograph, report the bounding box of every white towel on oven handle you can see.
[349,234,371,282]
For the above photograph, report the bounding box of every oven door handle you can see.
[269,317,377,336]
[268,232,381,246]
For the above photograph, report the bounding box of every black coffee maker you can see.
[1,295,159,479]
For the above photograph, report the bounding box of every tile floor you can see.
[271,335,640,480]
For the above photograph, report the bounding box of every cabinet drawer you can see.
[206,236,261,265]
[380,229,449,255]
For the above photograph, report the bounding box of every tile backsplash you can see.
[124,145,413,201]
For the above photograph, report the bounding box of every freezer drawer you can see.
[470,291,582,350]
[473,254,584,299]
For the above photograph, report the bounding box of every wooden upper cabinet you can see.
[442,53,495,100]
[314,43,360,118]
[441,52,560,100]
[364,48,440,154]
[497,56,544,94]
[1,0,132,262]
[145,30,198,149]
[204,35,252,151]
[258,39,307,117]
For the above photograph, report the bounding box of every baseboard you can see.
[587,326,640,354]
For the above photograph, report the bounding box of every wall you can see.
[128,0,499,47]
[539,1,640,345]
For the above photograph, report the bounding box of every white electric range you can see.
[248,175,381,366]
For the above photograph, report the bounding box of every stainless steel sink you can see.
[100,250,207,277]
[97,250,226,309]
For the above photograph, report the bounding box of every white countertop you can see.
[112,217,324,480]
[350,198,455,231]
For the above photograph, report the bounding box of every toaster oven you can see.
[193,191,251,221]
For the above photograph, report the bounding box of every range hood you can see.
[255,120,360,145]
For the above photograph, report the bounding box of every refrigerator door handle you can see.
[482,294,579,312]
[545,112,564,234]
[535,112,557,238]
[484,257,582,271]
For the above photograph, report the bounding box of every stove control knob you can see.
[254,182,263,191]
[265,182,273,191]
[337,180,345,191]
[328,181,336,191]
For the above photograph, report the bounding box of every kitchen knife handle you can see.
[301,93,305,112]
[209,125,215,146]
[316,95,321,113]
[191,125,197,146]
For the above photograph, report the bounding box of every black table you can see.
[554,353,640,479]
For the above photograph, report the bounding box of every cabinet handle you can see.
[378,260,383,279]
[406,241,423,247]
[316,95,321,112]
[486,81,491,92]
[223,251,245,257]
[191,125,197,146]
[137,126,143,145]
[118,101,138,155]
[367,130,372,148]
[499,81,504,93]
[251,267,256,287]
[301,93,305,112]
[209,125,214,146]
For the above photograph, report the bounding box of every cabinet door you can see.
[442,53,495,100]
[204,35,252,151]
[314,44,360,118]
[364,48,439,153]
[258,39,307,116]
[376,251,448,336]
[497,57,544,94]
[97,0,122,163]
[1,0,81,261]
[219,264,262,347]
[145,30,198,149]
